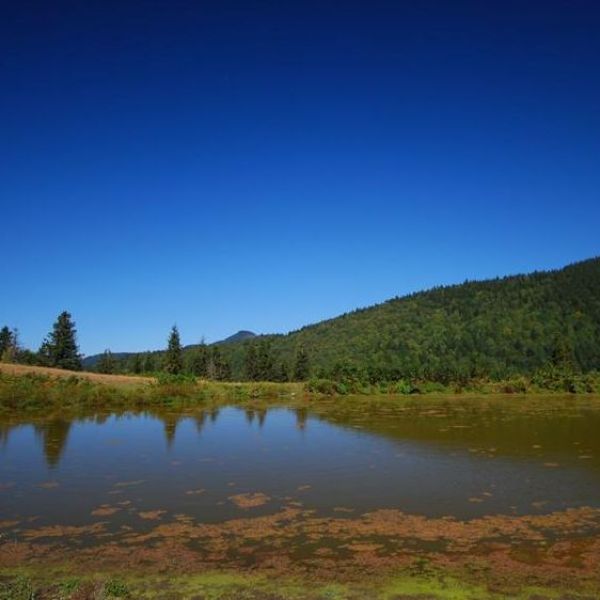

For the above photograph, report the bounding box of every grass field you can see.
[0,363,153,386]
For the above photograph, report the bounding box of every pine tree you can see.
[209,346,230,381]
[44,312,82,370]
[293,345,310,381]
[274,361,289,382]
[37,337,53,366]
[0,326,13,356]
[244,343,259,381]
[256,340,274,380]
[0,326,17,362]
[141,352,156,373]
[164,325,183,374]
[97,349,116,374]
[128,353,143,374]
[186,344,209,377]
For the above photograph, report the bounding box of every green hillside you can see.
[70,257,600,386]
[218,257,600,382]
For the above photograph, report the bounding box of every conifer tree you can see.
[274,361,289,382]
[209,346,230,380]
[141,352,156,373]
[256,340,274,380]
[0,326,13,357]
[244,343,259,381]
[186,344,209,377]
[293,345,310,381]
[128,353,143,374]
[0,326,17,362]
[219,354,232,381]
[44,311,82,371]
[164,325,183,374]
[97,349,116,374]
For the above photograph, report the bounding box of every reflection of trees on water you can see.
[194,411,207,434]
[0,422,12,447]
[1,407,230,467]
[34,419,73,468]
[257,408,266,427]
[295,408,308,431]
[161,414,180,448]
[160,409,222,446]
[243,408,267,428]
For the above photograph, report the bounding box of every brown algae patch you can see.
[91,505,121,517]
[37,481,59,489]
[21,522,108,540]
[138,510,167,521]
[229,492,270,509]
[4,505,600,591]
[113,479,145,488]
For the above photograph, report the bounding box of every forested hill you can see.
[220,257,600,381]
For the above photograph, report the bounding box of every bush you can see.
[499,376,529,394]
[306,378,339,395]
[104,578,129,597]
[0,575,34,600]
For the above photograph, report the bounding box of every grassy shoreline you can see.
[1,565,597,600]
[1,362,600,415]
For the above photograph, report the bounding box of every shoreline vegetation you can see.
[1,567,597,600]
[1,362,599,415]
[3,259,600,393]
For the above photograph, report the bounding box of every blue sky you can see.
[1,1,599,355]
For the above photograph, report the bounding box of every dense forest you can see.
[243,256,600,383]
[2,258,600,389]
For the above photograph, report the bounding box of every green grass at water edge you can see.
[1,568,598,600]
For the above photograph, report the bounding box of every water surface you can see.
[2,396,600,535]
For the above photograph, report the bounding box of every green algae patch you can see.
[2,568,599,600]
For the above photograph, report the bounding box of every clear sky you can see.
[1,0,599,356]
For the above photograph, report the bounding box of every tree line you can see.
[97,327,310,382]
[0,316,311,382]
[3,258,599,387]
[1,311,82,370]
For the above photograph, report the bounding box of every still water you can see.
[1,397,600,535]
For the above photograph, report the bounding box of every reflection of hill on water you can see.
[311,398,600,468]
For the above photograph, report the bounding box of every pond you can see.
[0,396,600,598]
[2,396,600,526]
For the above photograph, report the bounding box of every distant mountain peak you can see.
[216,330,256,345]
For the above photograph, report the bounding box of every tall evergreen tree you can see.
[209,346,230,381]
[293,346,310,381]
[37,337,53,366]
[164,325,183,374]
[97,349,116,374]
[44,312,82,371]
[186,344,209,377]
[256,340,274,380]
[141,352,156,373]
[128,353,143,374]
[244,343,259,381]
[274,361,289,382]
[0,326,13,356]
[0,326,16,362]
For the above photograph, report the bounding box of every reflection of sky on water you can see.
[1,402,600,529]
